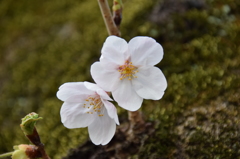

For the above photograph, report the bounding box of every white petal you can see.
[97,89,113,101]
[88,112,116,145]
[112,80,143,111]
[91,62,121,92]
[128,36,163,66]
[132,66,167,100]
[83,81,100,91]
[57,89,89,103]
[60,102,95,128]
[83,81,112,101]
[58,82,89,92]
[101,36,128,65]
[57,82,93,102]
[102,99,119,125]
[100,55,120,71]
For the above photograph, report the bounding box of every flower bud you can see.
[112,0,123,26]
[20,112,42,136]
[20,112,43,146]
[12,144,42,159]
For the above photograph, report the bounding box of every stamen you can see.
[118,60,138,80]
[83,96,104,117]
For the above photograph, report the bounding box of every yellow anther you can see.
[84,95,105,116]
[118,60,138,80]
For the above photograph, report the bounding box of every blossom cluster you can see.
[57,36,167,145]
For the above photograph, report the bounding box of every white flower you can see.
[91,36,167,111]
[57,81,119,145]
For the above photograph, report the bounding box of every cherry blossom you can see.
[57,81,119,145]
[91,36,167,111]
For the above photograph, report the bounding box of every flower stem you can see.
[97,0,120,36]
[127,110,145,137]
[37,143,51,159]
[0,152,13,158]
[26,129,50,159]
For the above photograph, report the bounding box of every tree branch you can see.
[97,0,121,36]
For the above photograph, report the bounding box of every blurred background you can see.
[0,0,239,158]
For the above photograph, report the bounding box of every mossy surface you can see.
[0,0,240,158]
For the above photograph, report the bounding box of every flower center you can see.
[118,60,138,80]
[83,96,104,117]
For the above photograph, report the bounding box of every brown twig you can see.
[26,128,51,159]
[97,0,121,36]
[127,110,145,139]
[37,144,51,159]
